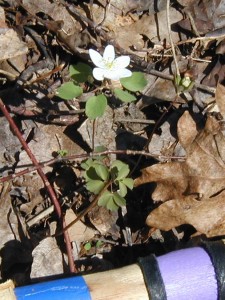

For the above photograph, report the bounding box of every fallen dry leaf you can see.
[90,1,182,53]
[215,82,225,118]
[31,237,64,278]
[177,111,198,149]
[22,0,80,35]
[177,0,225,35]
[146,193,225,237]
[135,112,225,237]
[0,29,28,61]
[65,209,95,243]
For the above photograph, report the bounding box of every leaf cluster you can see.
[81,158,134,211]
[175,75,194,93]
[86,72,147,119]
[57,62,92,100]
[56,62,147,120]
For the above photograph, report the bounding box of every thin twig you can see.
[54,181,112,236]
[176,34,225,46]
[115,118,155,124]
[27,206,55,227]
[92,119,96,151]
[166,0,180,77]
[0,98,76,273]
[0,150,186,183]
[142,68,216,94]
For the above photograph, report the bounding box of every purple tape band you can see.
[156,247,218,300]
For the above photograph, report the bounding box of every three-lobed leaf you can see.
[81,158,94,170]
[98,191,113,207]
[118,181,127,197]
[111,160,130,180]
[95,164,109,181]
[113,192,126,207]
[86,180,105,194]
[121,178,134,190]
[106,197,120,211]
[116,165,130,180]
[98,190,126,211]
[118,178,134,197]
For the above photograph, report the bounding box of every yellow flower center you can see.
[104,59,115,69]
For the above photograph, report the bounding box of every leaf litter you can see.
[1,0,225,284]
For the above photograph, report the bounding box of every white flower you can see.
[89,45,132,81]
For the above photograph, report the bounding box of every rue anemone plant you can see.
[57,44,147,119]
[81,156,134,211]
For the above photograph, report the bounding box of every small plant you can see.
[175,74,194,93]
[56,45,147,119]
[83,240,103,252]
[81,157,134,211]
[57,149,68,157]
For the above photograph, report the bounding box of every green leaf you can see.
[84,242,92,251]
[96,240,103,248]
[118,181,127,197]
[81,158,94,170]
[120,72,147,92]
[111,160,130,180]
[114,88,136,102]
[57,82,83,100]
[175,75,181,86]
[94,145,108,153]
[85,94,107,119]
[85,166,102,181]
[93,145,108,161]
[121,178,134,190]
[95,164,109,181]
[69,62,92,83]
[113,192,126,207]
[116,165,130,180]
[57,149,68,157]
[107,198,119,211]
[86,180,105,194]
[98,191,113,207]
[111,160,126,170]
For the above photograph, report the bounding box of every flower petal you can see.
[113,56,130,69]
[89,49,105,68]
[117,68,132,79]
[103,68,131,81]
[93,68,105,81]
[103,45,115,63]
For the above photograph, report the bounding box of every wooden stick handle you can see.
[84,264,149,300]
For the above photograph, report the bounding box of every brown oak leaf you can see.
[135,112,225,237]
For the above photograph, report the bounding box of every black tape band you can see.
[138,254,167,300]
[202,241,225,300]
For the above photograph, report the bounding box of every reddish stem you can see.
[0,98,76,273]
